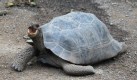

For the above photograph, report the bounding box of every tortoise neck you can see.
[31,29,44,51]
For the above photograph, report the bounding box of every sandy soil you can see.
[0,0,137,80]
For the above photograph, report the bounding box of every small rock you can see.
[0,65,7,69]
[23,35,30,39]
[95,69,103,74]
[70,9,74,12]
[4,31,8,33]
[0,10,8,16]
[16,37,21,42]
[110,22,114,25]
[18,47,21,49]
[40,8,45,11]
[124,37,129,41]
[112,3,117,5]
[128,8,132,11]
[135,51,137,55]
[128,55,132,58]
[10,32,14,34]
[132,69,137,72]
[121,19,124,21]
[125,15,129,17]
[30,2,37,7]
[5,2,15,7]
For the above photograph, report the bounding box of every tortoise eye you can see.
[35,24,39,28]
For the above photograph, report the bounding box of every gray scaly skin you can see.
[11,46,37,71]
[11,24,127,76]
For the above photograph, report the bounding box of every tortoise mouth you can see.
[28,27,38,37]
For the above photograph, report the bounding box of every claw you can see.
[11,62,24,72]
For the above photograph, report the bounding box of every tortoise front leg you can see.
[11,46,38,72]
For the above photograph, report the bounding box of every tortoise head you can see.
[28,24,44,51]
[28,24,40,38]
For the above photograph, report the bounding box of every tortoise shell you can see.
[40,12,122,64]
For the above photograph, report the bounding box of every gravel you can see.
[0,0,137,80]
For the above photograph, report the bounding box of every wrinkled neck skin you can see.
[31,28,45,52]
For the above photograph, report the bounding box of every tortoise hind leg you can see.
[11,46,38,71]
[62,63,95,76]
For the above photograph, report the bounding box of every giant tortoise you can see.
[11,12,127,76]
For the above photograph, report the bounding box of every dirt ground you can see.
[0,0,137,80]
